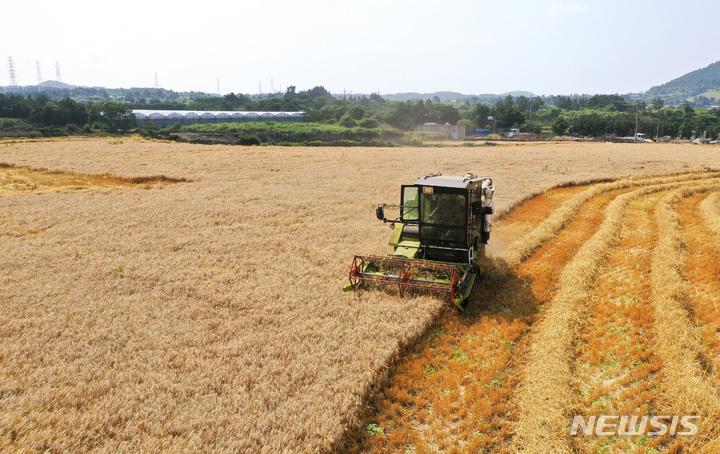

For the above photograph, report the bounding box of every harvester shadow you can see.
[334,255,540,452]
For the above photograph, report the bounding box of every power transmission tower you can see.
[154,73,159,89]
[36,61,42,85]
[217,77,220,95]
[8,57,17,86]
[55,61,62,82]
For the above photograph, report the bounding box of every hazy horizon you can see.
[3,0,719,97]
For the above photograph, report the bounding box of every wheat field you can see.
[1,138,720,453]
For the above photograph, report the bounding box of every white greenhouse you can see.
[133,110,305,127]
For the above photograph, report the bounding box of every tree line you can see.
[2,86,720,140]
[0,94,136,134]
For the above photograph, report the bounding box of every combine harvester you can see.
[346,173,494,309]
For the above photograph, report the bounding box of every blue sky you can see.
[2,0,719,96]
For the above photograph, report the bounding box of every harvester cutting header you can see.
[346,173,494,309]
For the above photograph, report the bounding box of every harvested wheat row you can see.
[699,191,720,241]
[500,172,720,267]
[652,183,720,453]
[514,185,661,453]
[511,178,720,454]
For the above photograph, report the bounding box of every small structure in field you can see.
[420,122,465,140]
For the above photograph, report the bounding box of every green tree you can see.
[347,105,365,120]
[551,116,569,136]
[307,86,330,98]
[466,103,491,128]
[495,106,525,128]
[88,101,136,130]
[651,98,665,110]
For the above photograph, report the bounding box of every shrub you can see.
[234,135,261,146]
[188,138,217,145]
[331,139,359,147]
[39,127,69,137]
[358,117,380,128]
[523,122,542,135]
[338,115,358,128]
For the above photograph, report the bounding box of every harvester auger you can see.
[345,173,494,310]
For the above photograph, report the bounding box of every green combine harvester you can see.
[346,173,495,309]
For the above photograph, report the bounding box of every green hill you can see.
[646,60,720,98]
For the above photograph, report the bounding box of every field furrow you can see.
[699,191,720,240]
[571,191,667,453]
[514,186,663,453]
[653,184,720,453]
[680,194,720,381]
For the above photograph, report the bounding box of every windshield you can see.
[421,193,466,226]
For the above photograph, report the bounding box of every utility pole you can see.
[529,92,533,122]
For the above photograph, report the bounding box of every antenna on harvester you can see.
[55,61,62,82]
[154,73,159,89]
[8,57,17,87]
[36,61,42,85]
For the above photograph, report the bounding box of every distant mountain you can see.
[0,83,219,102]
[646,60,720,98]
[382,91,487,102]
[382,91,541,103]
[38,80,77,90]
[499,90,535,98]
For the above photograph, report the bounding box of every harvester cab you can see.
[346,173,494,309]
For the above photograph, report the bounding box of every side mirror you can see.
[376,204,385,221]
[471,202,493,216]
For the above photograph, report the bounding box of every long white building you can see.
[133,110,305,127]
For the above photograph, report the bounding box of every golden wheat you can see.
[1,139,720,452]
